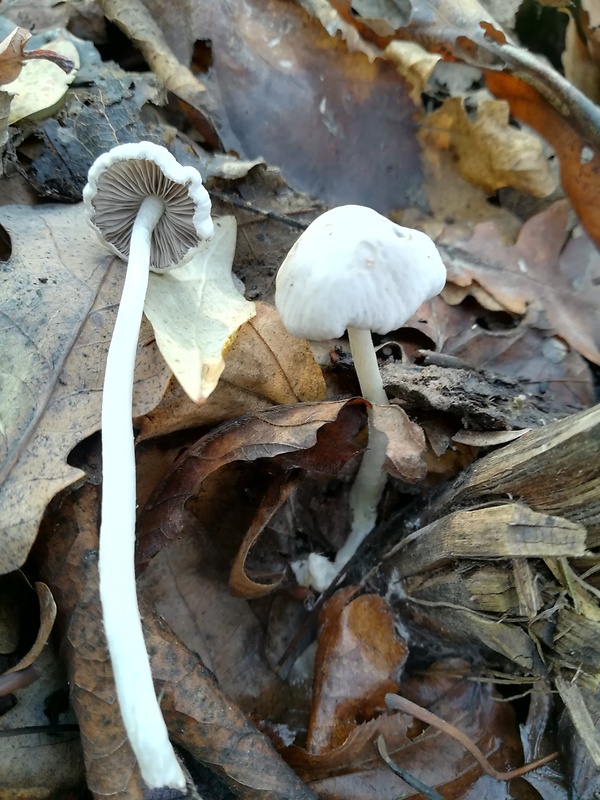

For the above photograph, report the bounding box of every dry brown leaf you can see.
[371,405,428,482]
[137,301,327,440]
[7,582,56,674]
[151,0,426,211]
[0,204,171,575]
[306,589,408,754]
[439,200,600,367]
[36,483,317,800]
[138,533,287,718]
[285,659,523,798]
[230,475,299,598]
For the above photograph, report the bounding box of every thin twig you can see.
[0,665,39,697]
[386,694,559,781]
[0,724,79,738]
[208,189,312,229]
[375,735,443,799]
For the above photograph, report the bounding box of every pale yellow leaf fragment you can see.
[422,96,557,198]
[5,37,79,123]
[145,216,256,404]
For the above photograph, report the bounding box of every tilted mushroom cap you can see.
[83,141,214,272]
[276,205,447,340]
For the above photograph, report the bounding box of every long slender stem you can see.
[99,195,186,789]
[334,326,390,569]
[298,328,390,589]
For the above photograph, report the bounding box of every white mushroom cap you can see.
[275,205,446,340]
[83,141,214,271]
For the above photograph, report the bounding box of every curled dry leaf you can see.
[7,582,56,674]
[0,28,32,85]
[0,203,171,575]
[229,474,299,598]
[0,572,56,676]
[0,27,75,86]
[137,399,366,572]
[145,216,256,403]
[371,404,428,483]
[422,96,556,197]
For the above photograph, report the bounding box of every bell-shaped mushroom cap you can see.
[83,141,214,272]
[276,205,447,340]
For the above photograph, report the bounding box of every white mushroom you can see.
[84,142,213,789]
[275,205,446,591]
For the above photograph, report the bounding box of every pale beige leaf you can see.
[4,37,79,123]
[145,216,256,403]
[136,302,327,440]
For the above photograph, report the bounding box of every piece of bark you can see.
[405,566,519,615]
[404,603,536,671]
[431,404,600,546]
[556,675,600,779]
[381,363,572,430]
[386,503,586,578]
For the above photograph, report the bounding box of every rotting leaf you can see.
[306,589,408,755]
[284,659,524,798]
[0,203,171,575]
[137,399,366,571]
[137,301,327,440]
[139,533,287,718]
[27,63,169,202]
[145,216,256,403]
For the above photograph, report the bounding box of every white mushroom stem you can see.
[347,327,388,406]
[294,327,390,591]
[335,326,389,569]
[99,195,186,789]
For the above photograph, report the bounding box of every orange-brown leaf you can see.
[307,590,408,754]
